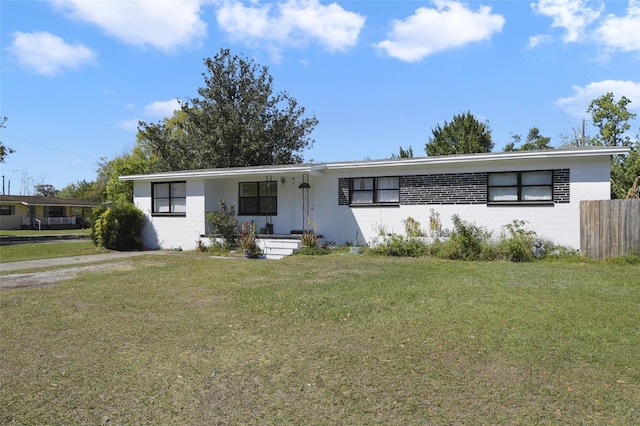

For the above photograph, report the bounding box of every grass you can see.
[0,241,109,263]
[0,229,90,237]
[1,254,639,424]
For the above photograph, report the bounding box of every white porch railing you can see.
[22,217,78,226]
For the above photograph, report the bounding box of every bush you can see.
[299,246,329,256]
[441,214,494,260]
[403,217,426,237]
[497,220,537,262]
[370,234,428,257]
[206,199,239,248]
[92,203,144,251]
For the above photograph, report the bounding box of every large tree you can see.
[504,127,552,151]
[138,49,318,171]
[587,93,639,198]
[588,92,636,147]
[425,112,493,156]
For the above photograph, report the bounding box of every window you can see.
[350,177,399,205]
[488,171,553,203]
[152,182,186,215]
[45,206,65,217]
[239,181,277,215]
[0,205,15,215]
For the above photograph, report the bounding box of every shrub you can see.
[206,199,239,248]
[441,214,494,260]
[403,217,426,237]
[497,220,537,262]
[370,234,428,257]
[299,246,329,256]
[206,240,231,256]
[92,203,144,251]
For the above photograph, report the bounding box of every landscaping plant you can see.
[206,198,239,248]
[91,202,143,251]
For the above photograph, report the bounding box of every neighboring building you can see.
[120,147,628,252]
[0,195,98,230]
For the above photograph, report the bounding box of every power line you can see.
[2,134,103,161]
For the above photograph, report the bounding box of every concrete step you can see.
[259,239,301,260]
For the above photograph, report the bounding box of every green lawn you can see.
[0,229,91,237]
[0,241,109,263]
[1,255,638,424]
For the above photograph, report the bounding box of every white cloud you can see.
[595,0,640,53]
[144,99,181,119]
[8,31,96,76]
[531,0,603,43]
[556,80,640,117]
[119,119,140,132]
[50,0,207,52]
[216,0,365,55]
[373,0,505,62]
[527,34,553,48]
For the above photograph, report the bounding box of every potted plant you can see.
[238,221,261,258]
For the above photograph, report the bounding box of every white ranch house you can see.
[121,147,628,257]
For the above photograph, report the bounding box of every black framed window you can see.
[350,177,399,205]
[239,181,277,215]
[0,205,15,215]
[488,171,553,203]
[152,182,186,215]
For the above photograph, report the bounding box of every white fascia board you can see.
[324,147,630,171]
[120,164,317,181]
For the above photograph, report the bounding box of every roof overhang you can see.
[120,163,327,181]
[119,147,629,181]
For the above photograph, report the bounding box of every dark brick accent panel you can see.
[338,169,570,206]
[401,172,487,205]
[338,178,350,205]
[553,169,570,203]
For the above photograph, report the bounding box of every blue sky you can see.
[1,0,639,194]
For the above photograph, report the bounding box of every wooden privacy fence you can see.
[580,199,640,260]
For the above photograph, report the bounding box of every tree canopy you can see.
[58,179,105,203]
[425,112,493,156]
[587,92,636,147]
[34,184,59,197]
[504,127,552,152]
[138,49,318,171]
[390,145,414,159]
[586,93,639,199]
